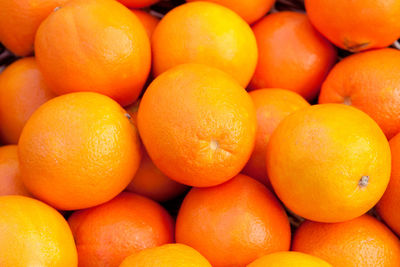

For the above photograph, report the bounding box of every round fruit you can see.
[18,92,141,210]
[249,12,337,101]
[247,251,332,267]
[305,0,400,52]
[0,145,30,197]
[0,57,55,144]
[152,1,258,87]
[267,104,391,223]
[68,192,174,267]
[35,0,151,106]
[118,0,159,8]
[0,195,77,266]
[176,174,291,267]
[377,132,400,236]
[120,244,212,267]
[138,64,257,187]
[319,48,400,139]
[242,89,309,187]
[292,215,400,266]
[126,149,188,202]
[186,0,275,24]
[131,9,159,38]
[0,0,68,56]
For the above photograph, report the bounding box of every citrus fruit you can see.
[176,174,291,267]
[0,57,55,144]
[35,0,151,106]
[186,0,275,24]
[126,149,188,202]
[249,12,337,101]
[131,9,159,38]
[292,215,400,266]
[120,244,212,267]
[0,195,77,266]
[118,0,159,8]
[319,48,400,139]
[0,145,30,197]
[247,251,332,267]
[152,1,258,87]
[377,132,400,236]
[267,104,391,222]
[242,89,309,187]
[305,0,400,52]
[18,92,141,210]
[68,192,174,267]
[0,0,68,56]
[138,64,257,187]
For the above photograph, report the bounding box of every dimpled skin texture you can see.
[18,92,142,210]
[0,196,77,267]
[0,146,30,197]
[35,0,151,106]
[319,48,400,139]
[152,2,258,88]
[130,10,159,39]
[377,133,400,236]
[118,0,159,8]
[176,174,291,267]
[119,244,212,267]
[186,0,275,24]
[247,251,332,267]
[0,0,68,56]
[267,104,391,223]
[126,150,188,202]
[68,192,174,267]
[138,64,257,187]
[249,12,337,101]
[0,57,55,144]
[305,0,400,52]
[242,89,309,187]
[292,215,400,267]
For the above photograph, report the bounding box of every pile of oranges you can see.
[1,0,400,266]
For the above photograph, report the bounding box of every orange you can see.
[0,145,30,197]
[118,0,159,8]
[319,48,400,139]
[138,64,257,187]
[126,149,188,202]
[266,104,391,222]
[68,192,174,267]
[119,244,212,267]
[0,195,77,266]
[0,57,55,144]
[18,92,142,210]
[0,0,68,56]
[152,1,258,87]
[249,12,337,101]
[247,252,332,267]
[305,0,400,52]
[35,0,151,106]
[242,89,309,187]
[377,132,400,236]
[186,0,275,24]
[176,174,291,267]
[130,10,159,38]
[292,215,400,267]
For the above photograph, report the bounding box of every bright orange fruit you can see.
[176,174,291,267]
[68,192,174,267]
[18,92,142,210]
[131,9,159,38]
[35,0,151,106]
[267,104,391,222]
[0,57,55,144]
[138,64,257,187]
[247,252,332,267]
